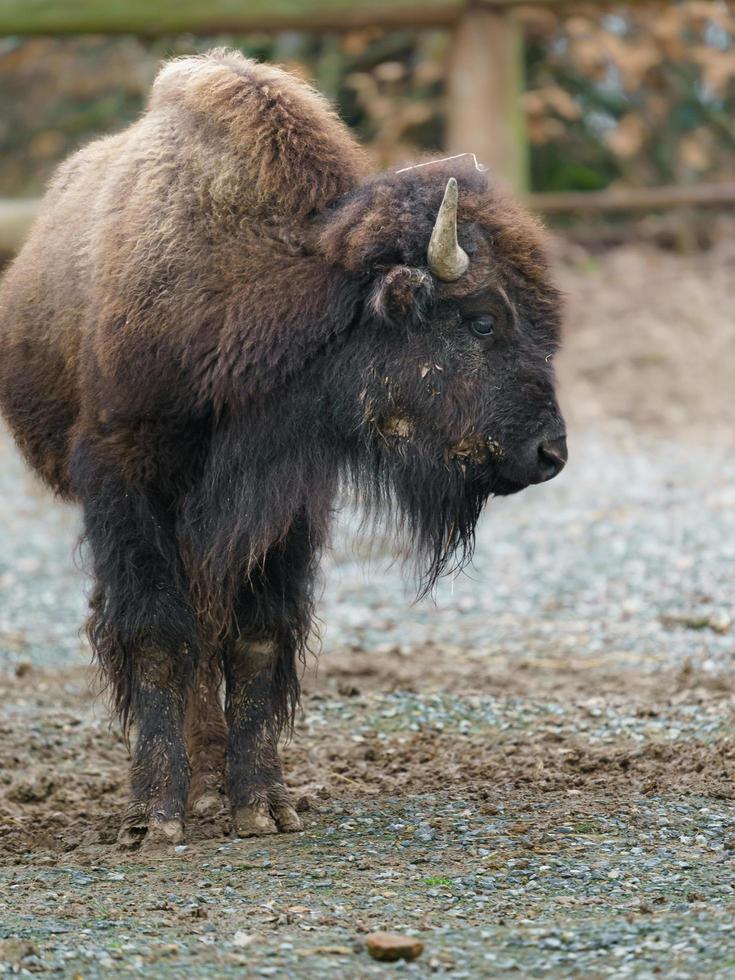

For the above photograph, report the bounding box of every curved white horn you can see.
[427,177,469,282]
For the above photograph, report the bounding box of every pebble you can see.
[366,933,424,962]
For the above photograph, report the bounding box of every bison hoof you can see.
[232,790,302,837]
[191,791,224,819]
[117,806,185,850]
[145,817,186,847]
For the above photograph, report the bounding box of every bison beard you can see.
[0,49,566,847]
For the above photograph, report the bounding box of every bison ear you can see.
[368,265,434,328]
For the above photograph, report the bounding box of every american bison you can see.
[0,49,566,848]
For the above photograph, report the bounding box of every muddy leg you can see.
[185,657,227,817]
[225,637,302,837]
[118,646,193,849]
[72,443,197,850]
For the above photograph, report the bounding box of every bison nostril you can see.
[537,435,567,480]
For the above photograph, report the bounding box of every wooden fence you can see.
[0,0,732,253]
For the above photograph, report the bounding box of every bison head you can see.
[318,159,566,588]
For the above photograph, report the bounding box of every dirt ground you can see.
[1,241,734,977]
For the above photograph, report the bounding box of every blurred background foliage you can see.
[0,1,733,198]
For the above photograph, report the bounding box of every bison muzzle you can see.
[0,49,566,848]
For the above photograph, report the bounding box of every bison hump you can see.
[148,48,367,220]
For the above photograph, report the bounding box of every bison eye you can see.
[468,315,496,338]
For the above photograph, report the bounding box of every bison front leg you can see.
[117,646,193,849]
[224,637,302,837]
[73,444,197,849]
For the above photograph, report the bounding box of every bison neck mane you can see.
[180,315,489,646]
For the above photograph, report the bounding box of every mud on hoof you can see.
[188,772,226,819]
[117,804,185,850]
[232,786,302,837]
[190,789,225,819]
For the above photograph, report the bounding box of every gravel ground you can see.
[1,243,734,977]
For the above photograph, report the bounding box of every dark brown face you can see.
[357,225,566,498]
[321,167,566,499]
[357,292,565,497]
[434,281,567,494]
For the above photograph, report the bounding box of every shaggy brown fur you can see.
[0,49,566,847]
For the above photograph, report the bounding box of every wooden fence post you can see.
[446,6,528,192]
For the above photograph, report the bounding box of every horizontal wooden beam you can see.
[3,182,735,255]
[0,0,667,37]
[0,0,472,35]
[0,0,600,35]
[528,182,735,214]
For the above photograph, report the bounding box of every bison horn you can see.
[427,177,469,282]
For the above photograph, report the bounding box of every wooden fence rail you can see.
[0,0,539,34]
[4,182,735,255]
[528,182,735,214]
